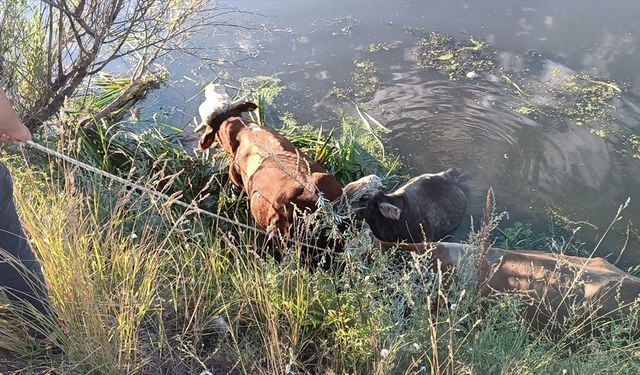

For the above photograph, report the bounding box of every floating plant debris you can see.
[408,32,496,80]
[367,41,400,53]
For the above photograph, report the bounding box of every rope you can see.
[25,140,328,252]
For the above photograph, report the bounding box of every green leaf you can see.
[437,52,454,61]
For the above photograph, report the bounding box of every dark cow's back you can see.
[390,170,468,241]
[346,168,469,243]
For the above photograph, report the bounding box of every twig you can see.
[475,187,493,297]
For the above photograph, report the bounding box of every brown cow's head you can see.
[197,101,258,151]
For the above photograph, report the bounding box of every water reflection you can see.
[361,48,639,263]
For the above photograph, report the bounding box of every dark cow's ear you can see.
[378,202,401,220]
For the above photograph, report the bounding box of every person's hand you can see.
[0,122,31,143]
[0,90,32,143]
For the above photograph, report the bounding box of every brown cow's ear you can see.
[198,127,216,150]
[234,101,258,113]
[378,202,401,220]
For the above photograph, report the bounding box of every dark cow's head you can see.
[344,168,470,242]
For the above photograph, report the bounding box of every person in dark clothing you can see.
[0,89,56,334]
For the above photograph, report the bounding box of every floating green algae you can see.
[557,72,621,127]
[352,59,380,97]
[332,59,381,98]
[409,32,496,80]
[317,15,359,36]
[627,135,640,159]
[366,41,400,53]
[514,106,534,116]
[412,32,455,69]
[403,25,432,39]
[510,68,624,136]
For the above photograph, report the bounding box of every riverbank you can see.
[1,102,638,373]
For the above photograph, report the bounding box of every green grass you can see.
[0,147,639,374]
[276,111,403,187]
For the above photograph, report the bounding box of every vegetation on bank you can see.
[2,150,639,374]
[1,3,639,372]
[1,76,639,373]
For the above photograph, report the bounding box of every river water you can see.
[141,1,640,266]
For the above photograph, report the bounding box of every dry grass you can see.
[0,150,637,374]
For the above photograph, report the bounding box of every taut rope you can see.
[25,140,329,253]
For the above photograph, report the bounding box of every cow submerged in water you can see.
[196,84,342,238]
[344,168,470,243]
[376,240,640,333]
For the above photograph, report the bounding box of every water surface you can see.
[140,1,640,265]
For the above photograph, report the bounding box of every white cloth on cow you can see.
[195,84,232,132]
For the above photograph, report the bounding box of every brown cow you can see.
[374,240,640,332]
[197,91,342,238]
[344,168,470,243]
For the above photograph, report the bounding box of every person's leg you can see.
[0,161,55,326]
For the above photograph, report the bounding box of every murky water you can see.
[141,1,640,265]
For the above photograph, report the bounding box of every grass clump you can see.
[65,119,222,213]
[233,76,285,126]
[491,203,593,258]
[238,76,284,106]
[277,112,402,186]
[492,219,588,258]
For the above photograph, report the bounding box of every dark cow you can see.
[375,240,640,332]
[197,100,343,238]
[344,168,470,243]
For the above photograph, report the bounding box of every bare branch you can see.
[41,0,97,38]
[2,0,250,128]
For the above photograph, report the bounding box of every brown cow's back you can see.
[374,240,640,331]
[216,117,342,235]
[483,247,640,328]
